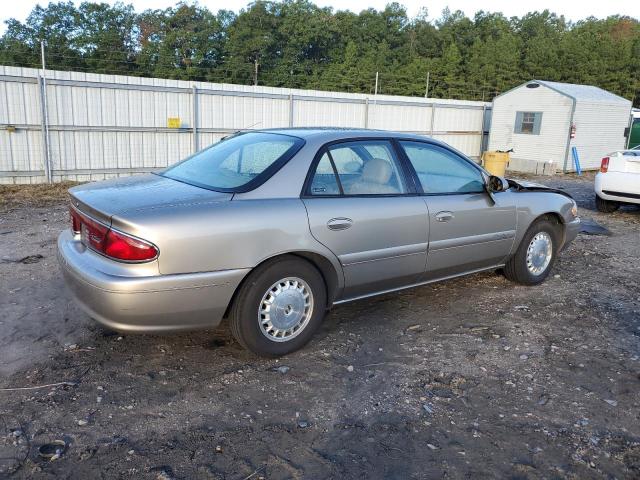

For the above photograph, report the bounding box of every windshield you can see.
[161,132,304,192]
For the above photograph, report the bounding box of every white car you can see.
[595,150,640,212]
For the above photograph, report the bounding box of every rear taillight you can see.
[104,229,158,261]
[70,207,82,233]
[69,206,158,262]
[600,157,609,173]
[79,213,110,252]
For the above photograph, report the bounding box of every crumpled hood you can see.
[69,173,232,223]
[508,179,548,189]
[507,178,574,200]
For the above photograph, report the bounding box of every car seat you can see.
[346,158,400,194]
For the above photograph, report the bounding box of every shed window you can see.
[515,111,542,135]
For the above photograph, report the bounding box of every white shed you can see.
[488,80,632,174]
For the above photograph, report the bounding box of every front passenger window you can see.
[400,141,485,194]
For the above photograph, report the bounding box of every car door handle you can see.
[435,211,454,222]
[327,217,353,231]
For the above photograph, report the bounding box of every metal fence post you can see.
[364,98,369,128]
[288,94,294,127]
[430,104,436,137]
[192,85,198,153]
[37,73,52,183]
[481,104,488,156]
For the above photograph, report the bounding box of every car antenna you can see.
[222,121,262,140]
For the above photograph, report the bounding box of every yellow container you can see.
[482,151,510,177]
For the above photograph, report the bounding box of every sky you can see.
[1,0,638,33]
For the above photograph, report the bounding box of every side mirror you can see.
[487,175,509,193]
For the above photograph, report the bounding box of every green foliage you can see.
[0,1,638,105]
[135,3,231,80]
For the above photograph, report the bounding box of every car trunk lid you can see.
[607,151,640,174]
[69,174,232,225]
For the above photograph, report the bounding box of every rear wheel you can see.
[504,219,560,285]
[595,194,619,213]
[229,256,327,357]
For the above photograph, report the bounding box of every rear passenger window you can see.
[309,153,340,195]
[400,141,485,194]
[308,141,407,196]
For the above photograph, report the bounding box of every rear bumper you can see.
[595,172,640,204]
[57,230,249,333]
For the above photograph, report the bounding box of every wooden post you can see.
[253,59,259,86]
[424,71,430,98]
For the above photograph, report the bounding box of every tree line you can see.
[0,1,638,104]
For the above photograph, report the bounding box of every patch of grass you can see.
[0,181,79,209]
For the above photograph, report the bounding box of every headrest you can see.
[362,158,392,184]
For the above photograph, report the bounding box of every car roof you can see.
[255,127,435,143]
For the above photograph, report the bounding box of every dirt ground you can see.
[1,173,639,479]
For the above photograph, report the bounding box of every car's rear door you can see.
[303,139,429,300]
[397,140,517,280]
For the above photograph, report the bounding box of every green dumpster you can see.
[629,117,640,149]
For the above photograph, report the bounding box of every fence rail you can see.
[0,66,491,184]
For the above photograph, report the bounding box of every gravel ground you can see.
[1,173,639,479]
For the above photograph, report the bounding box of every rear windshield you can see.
[161,132,304,192]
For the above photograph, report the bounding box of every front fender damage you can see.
[507,179,575,200]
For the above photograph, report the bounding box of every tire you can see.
[229,255,327,357]
[503,218,560,285]
[595,194,619,213]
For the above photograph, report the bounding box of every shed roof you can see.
[530,80,630,105]
[494,80,631,105]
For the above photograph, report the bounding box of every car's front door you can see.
[303,140,429,300]
[398,140,517,280]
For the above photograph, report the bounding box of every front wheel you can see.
[229,256,327,357]
[503,219,560,285]
[595,194,619,213]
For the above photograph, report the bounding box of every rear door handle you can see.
[327,217,353,231]
[435,211,454,222]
